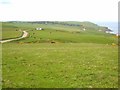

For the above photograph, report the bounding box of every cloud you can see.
[0,0,11,4]
[0,0,119,21]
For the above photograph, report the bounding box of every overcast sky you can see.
[0,0,119,22]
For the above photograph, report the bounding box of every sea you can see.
[94,22,118,34]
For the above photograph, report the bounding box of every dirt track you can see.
[0,31,28,43]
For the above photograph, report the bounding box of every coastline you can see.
[95,22,118,34]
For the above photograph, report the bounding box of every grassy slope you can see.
[2,43,118,88]
[2,23,22,40]
[64,21,106,30]
[0,22,2,89]
[17,29,116,44]
[2,22,118,88]
[2,22,117,44]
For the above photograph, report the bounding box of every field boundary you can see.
[0,31,29,43]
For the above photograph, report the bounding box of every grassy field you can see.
[1,21,118,88]
[2,22,117,43]
[0,22,2,89]
[2,23,23,40]
[17,29,116,44]
[2,43,118,88]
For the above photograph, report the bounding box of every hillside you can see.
[2,21,118,88]
[1,21,117,44]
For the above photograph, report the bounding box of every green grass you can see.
[0,22,1,89]
[0,44,1,89]
[2,23,22,40]
[2,28,22,40]
[2,22,117,44]
[16,29,116,44]
[2,43,118,88]
[1,22,118,88]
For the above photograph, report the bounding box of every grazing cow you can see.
[51,41,55,43]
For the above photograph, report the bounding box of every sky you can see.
[0,0,119,22]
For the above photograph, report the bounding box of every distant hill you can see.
[4,21,112,32]
[2,21,117,44]
[16,21,108,31]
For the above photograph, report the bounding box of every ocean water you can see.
[95,22,118,34]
